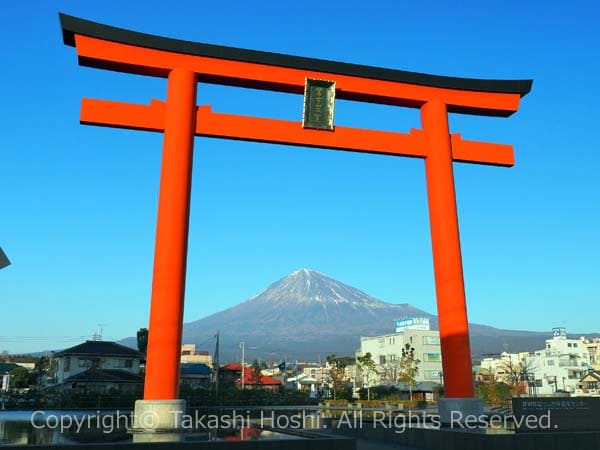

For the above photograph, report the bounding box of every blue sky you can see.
[1,1,598,354]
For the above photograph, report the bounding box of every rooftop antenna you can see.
[97,323,107,341]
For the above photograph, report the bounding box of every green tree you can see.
[9,367,35,389]
[398,343,420,401]
[137,328,148,358]
[33,356,56,388]
[357,352,377,400]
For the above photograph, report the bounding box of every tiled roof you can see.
[236,370,281,386]
[54,341,141,358]
[181,363,212,375]
[0,363,21,374]
[581,371,600,382]
[63,368,142,384]
[221,363,245,371]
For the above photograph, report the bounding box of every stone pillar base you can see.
[131,399,186,433]
[438,397,484,425]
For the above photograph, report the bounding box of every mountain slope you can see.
[121,269,598,361]
[183,269,430,359]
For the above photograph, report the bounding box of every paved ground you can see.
[315,427,420,450]
[353,437,420,450]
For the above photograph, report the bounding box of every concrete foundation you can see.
[438,397,484,425]
[132,399,186,432]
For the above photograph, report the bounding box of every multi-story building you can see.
[357,317,443,385]
[53,340,142,393]
[181,344,213,366]
[583,337,600,371]
[302,365,331,385]
[524,328,591,395]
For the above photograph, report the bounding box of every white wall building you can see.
[53,340,142,393]
[524,328,591,395]
[357,318,442,385]
[181,343,213,366]
[480,352,530,384]
[583,337,600,371]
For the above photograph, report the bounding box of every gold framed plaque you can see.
[302,78,336,130]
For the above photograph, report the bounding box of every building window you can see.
[426,370,442,379]
[114,359,133,369]
[547,360,554,366]
[424,353,441,362]
[568,343,572,348]
[573,343,578,347]
[379,355,386,365]
[78,358,100,369]
[64,357,70,372]
[423,336,440,345]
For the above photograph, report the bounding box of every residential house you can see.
[219,363,245,386]
[52,341,142,394]
[578,370,600,396]
[0,363,20,391]
[235,370,281,392]
[180,363,212,389]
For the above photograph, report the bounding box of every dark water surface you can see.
[0,411,302,445]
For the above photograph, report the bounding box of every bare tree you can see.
[398,343,421,401]
[357,352,377,400]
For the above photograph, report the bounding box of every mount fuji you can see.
[145,268,591,362]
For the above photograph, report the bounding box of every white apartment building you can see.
[357,317,443,385]
[524,328,592,395]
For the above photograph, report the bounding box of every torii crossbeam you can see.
[60,13,531,428]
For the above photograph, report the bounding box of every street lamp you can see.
[0,247,10,270]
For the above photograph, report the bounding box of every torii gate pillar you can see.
[132,69,198,432]
[422,100,482,419]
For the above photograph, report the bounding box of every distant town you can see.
[2,317,598,410]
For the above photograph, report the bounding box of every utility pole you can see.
[353,354,357,400]
[214,331,220,400]
[240,341,245,390]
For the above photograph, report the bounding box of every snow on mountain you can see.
[181,268,432,360]
[119,269,598,361]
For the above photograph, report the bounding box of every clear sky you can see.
[1,1,598,354]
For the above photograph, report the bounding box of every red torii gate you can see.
[60,13,531,426]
